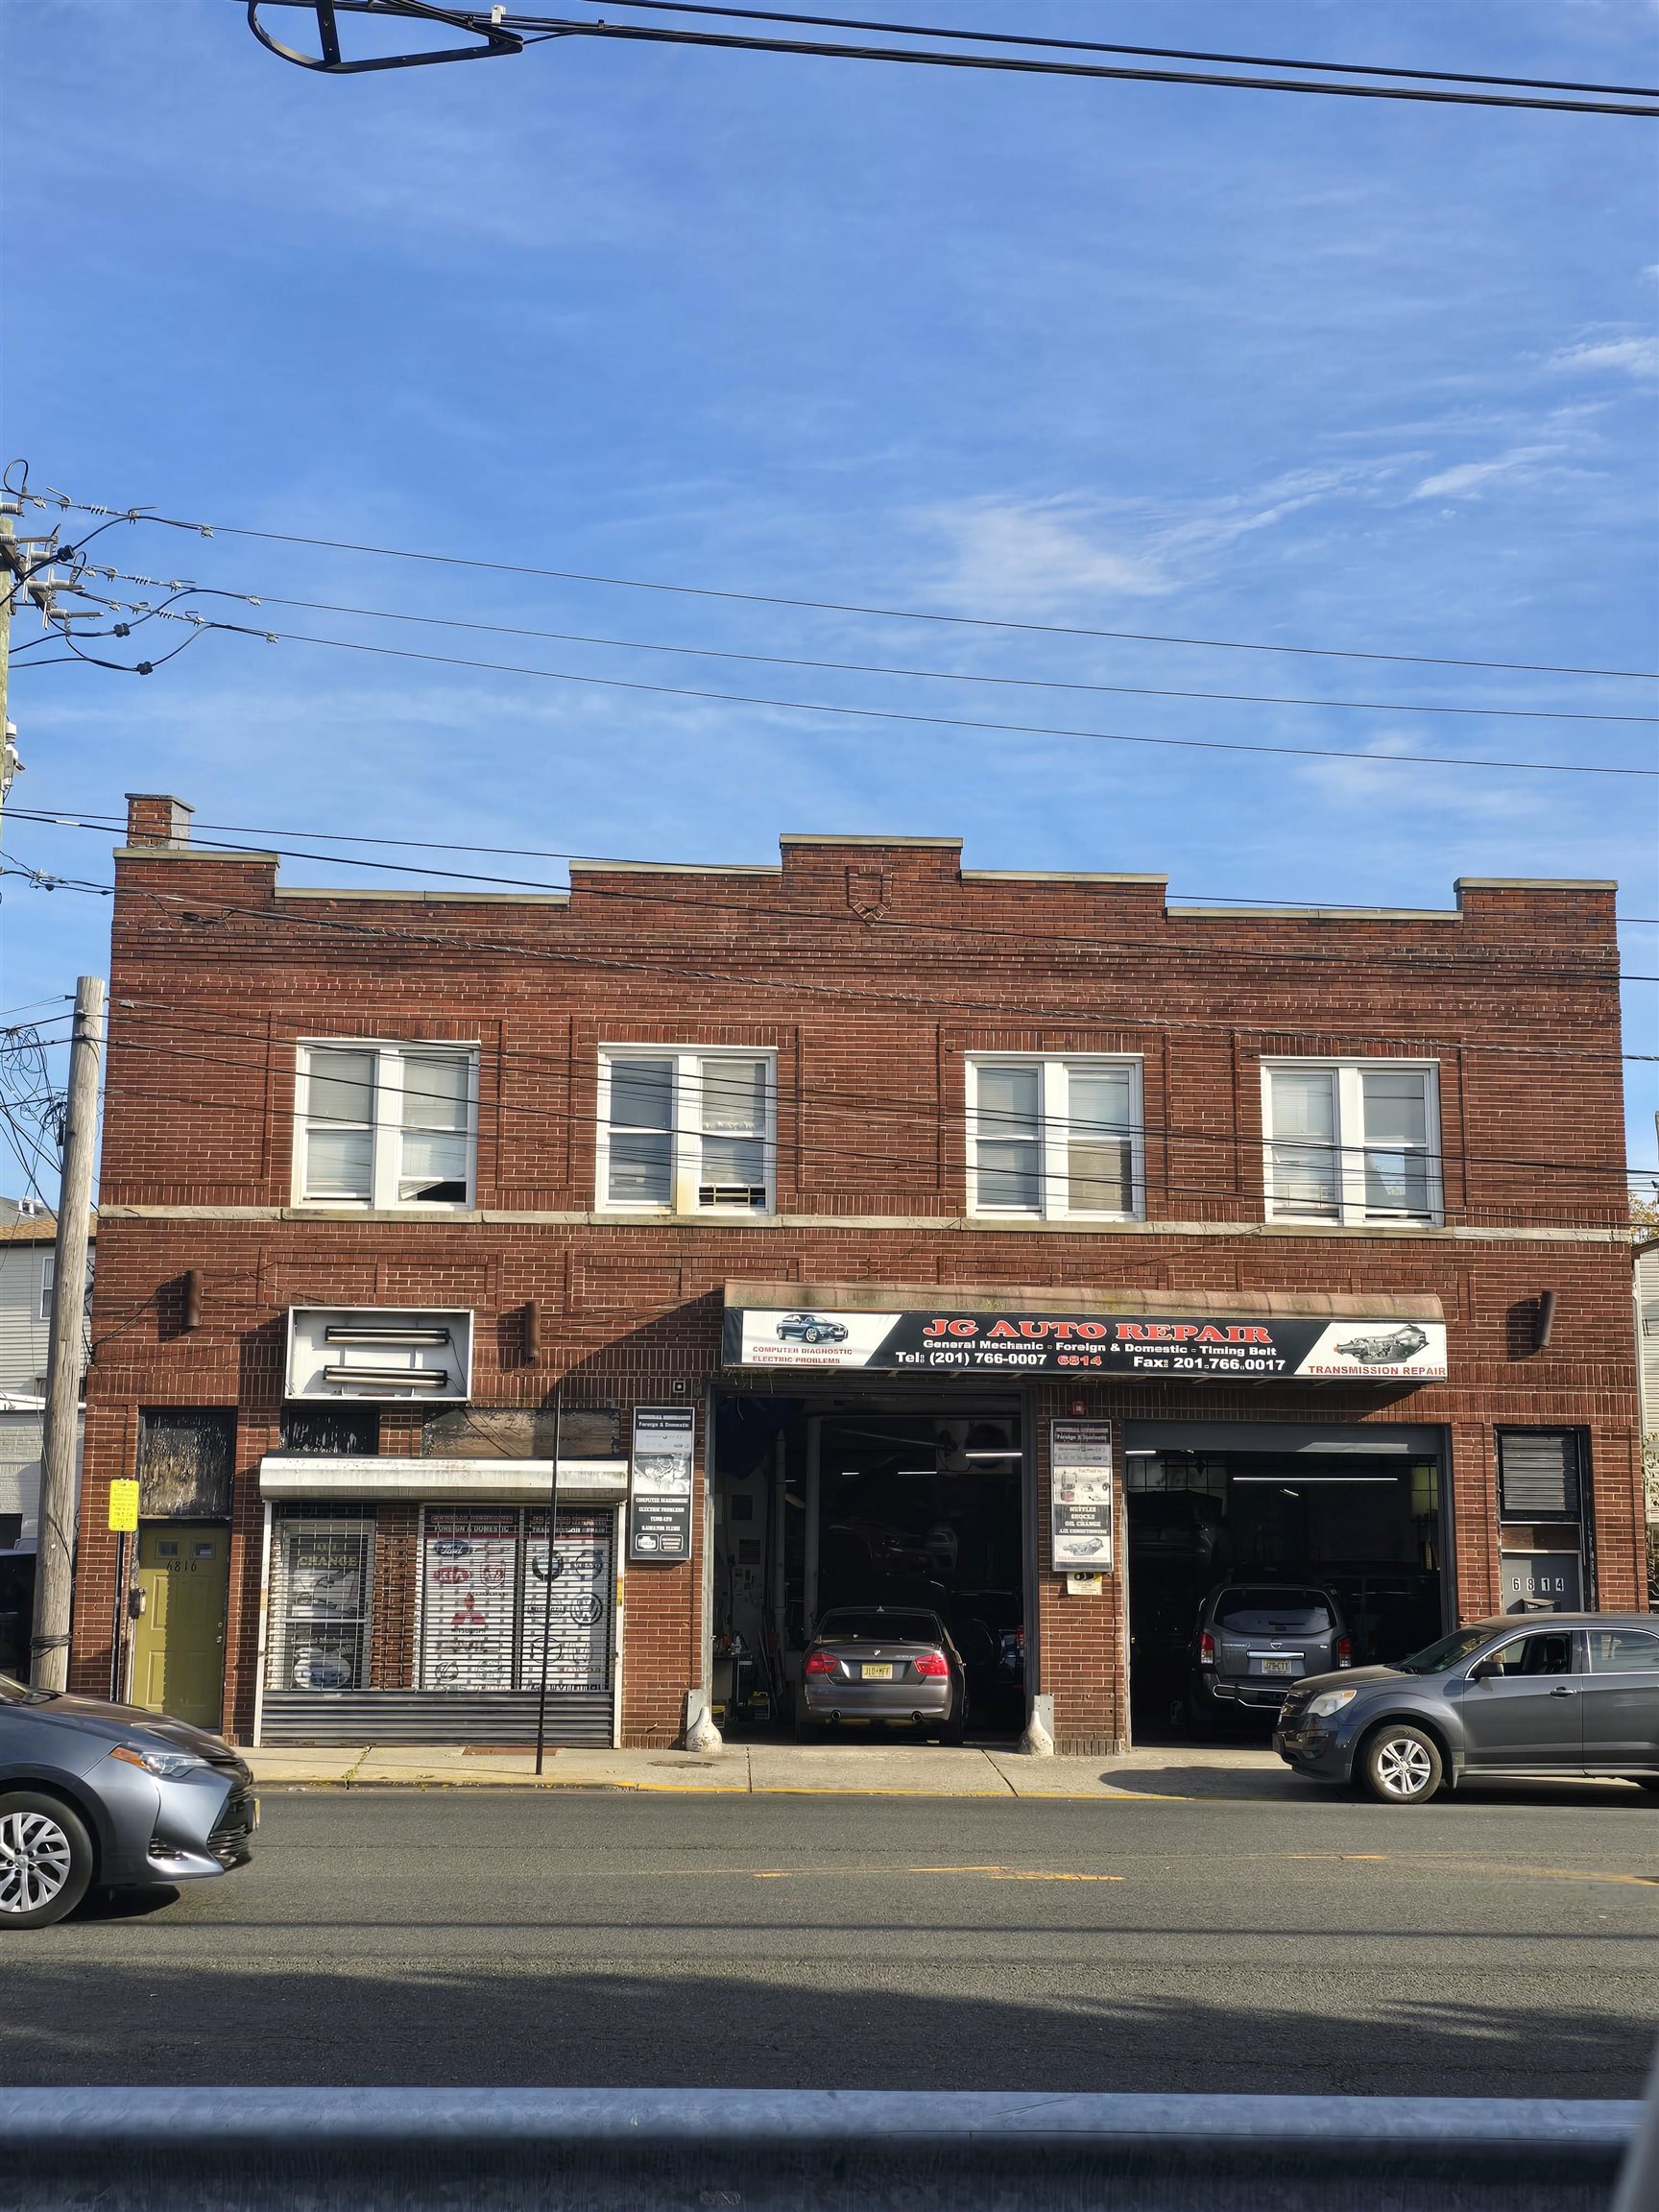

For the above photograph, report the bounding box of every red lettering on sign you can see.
[950,1319,978,1337]
[988,1321,1020,1339]
[1197,1326,1227,1344]
[1149,1324,1176,1341]
[1019,1321,1048,1339]
[1171,1326,1199,1341]
[1076,1322,1107,1340]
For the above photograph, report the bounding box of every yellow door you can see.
[132,1525,230,1730]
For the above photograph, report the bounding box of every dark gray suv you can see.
[0,1673,255,1928]
[1192,1583,1351,1717]
[1274,1615,1659,1804]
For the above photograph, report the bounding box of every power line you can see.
[13,859,1650,1067]
[44,497,1659,683]
[5,812,1648,988]
[44,613,1651,782]
[15,801,1659,925]
[245,0,1659,114]
[90,582,1659,728]
[93,1004,1655,1194]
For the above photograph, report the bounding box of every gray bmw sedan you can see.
[0,1672,255,1928]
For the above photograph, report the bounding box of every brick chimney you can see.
[125,793,194,848]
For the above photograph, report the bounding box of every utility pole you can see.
[0,493,20,839]
[32,974,105,1693]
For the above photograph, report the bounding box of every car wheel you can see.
[1359,1724,1444,1806]
[804,1328,821,1343]
[0,1793,95,1929]
[942,1695,967,1747]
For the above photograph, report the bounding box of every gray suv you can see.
[1274,1615,1659,1804]
[1,1673,255,1927]
[1192,1583,1351,1716]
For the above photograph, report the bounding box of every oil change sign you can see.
[724,1306,1447,1381]
[629,1406,695,1562]
[1051,1421,1114,1571]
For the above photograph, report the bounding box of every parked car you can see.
[775,1312,849,1345]
[798,1606,967,1743]
[1274,1615,1659,1804]
[1,1672,255,1928]
[1192,1583,1350,1716]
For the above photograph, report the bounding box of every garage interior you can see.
[1125,1421,1447,1743]
[711,1389,1027,1741]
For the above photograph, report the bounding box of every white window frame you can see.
[596,1046,778,1218]
[965,1054,1145,1221]
[293,1041,480,1211]
[1261,1058,1443,1227]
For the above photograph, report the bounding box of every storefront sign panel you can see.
[1050,1420,1114,1571]
[724,1307,1446,1381]
[629,1407,695,1562]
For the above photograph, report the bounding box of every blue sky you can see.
[2,0,1656,1187]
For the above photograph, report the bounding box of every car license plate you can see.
[861,1663,893,1681]
[1259,1657,1294,1676]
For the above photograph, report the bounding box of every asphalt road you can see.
[5,1784,1655,2096]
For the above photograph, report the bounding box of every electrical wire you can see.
[249,0,1659,115]
[85,581,1659,728]
[4,812,1648,989]
[42,496,1659,682]
[36,612,1649,782]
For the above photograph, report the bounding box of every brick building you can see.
[65,794,1645,1752]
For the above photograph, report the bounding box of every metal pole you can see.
[108,1529,127,1700]
[33,974,104,1692]
[534,1384,563,1775]
[0,496,17,840]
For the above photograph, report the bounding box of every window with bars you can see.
[418,1506,614,1693]
[1262,1061,1441,1225]
[296,1043,477,1208]
[966,1056,1142,1220]
[266,1515,374,1693]
[598,1050,775,1214]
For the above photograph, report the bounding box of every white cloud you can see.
[1545,333,1659,377]
[1409,445,1564,500]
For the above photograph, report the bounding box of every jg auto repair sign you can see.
[724,1305,1447,1381]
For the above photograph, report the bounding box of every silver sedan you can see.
[796,1607,967,1743]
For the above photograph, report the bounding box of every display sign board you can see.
[1050,1421,1114,1571]
[286,1308,473,1403]
[724,1305,1447,1381]
[107,1479,140,1533]
[628,1407,695,1562]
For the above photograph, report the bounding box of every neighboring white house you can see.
[0,1200,92,1676]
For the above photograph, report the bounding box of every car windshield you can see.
[1214,1589,1332,1633]
[815,1610,941,1645]
[1395,1626,1500,1674]
[0,1671,50,1705]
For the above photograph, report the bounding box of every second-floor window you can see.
[598,1049,775,1215]
[966,1056,1143,1220]
[1262,1061,1441,1225]
[297,1043,477,1208]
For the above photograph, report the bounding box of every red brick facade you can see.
[66,805,1644,1750]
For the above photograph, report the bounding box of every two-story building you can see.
[64,794,1646,1751]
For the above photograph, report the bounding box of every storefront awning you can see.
[722,1282,1447,1382]
[258,1455,629,1504]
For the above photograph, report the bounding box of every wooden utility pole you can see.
[32,974,105,1692]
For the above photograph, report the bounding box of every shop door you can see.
[132,1525,230,1729]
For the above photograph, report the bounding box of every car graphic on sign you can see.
[775,1312,850,1345]
[1331,1323,1431,1366]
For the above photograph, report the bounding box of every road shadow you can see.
[70,1885,182,1923]
[1,1958,1653,2098]
[1100,1767,1656,1809]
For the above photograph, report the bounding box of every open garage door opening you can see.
[711,1392,1027,1743]
[1125,1423,1447,1746]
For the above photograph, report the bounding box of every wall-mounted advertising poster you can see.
[1050,1421,1114,1572]
[420,1508,518,1690]
[629,1407,695,1562]
[523,1508,614,1693]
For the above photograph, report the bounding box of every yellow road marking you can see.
[909,1864,1125,1883]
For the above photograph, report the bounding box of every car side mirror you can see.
[1469,1656,1501,1683]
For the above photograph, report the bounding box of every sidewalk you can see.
[241,1739,1304,1799]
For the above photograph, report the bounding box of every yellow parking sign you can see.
[108,1479,139,1533]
